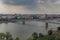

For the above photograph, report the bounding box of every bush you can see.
[27,37,33,40]
[28,32,60,40]
[57,27,60,31]
[32,32,38,40]
[15,37,20,40]
[56,37,60,40]
[39,33,44,38]
[48,30,52,35]
[0,32,20,40]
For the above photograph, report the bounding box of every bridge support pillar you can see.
[45,22,48,29]
[22,20,25,24]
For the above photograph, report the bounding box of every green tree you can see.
[55,34,60,40]
[0,32,20,40]
[9,37,13,40]
[27,37,33,40]
[5,32,12,40]
[48,30,52,35]
[0,33,6,40]
[57,27,60,31]
[39,33,44,38]
[15,37,20,40]
[32,32,38,40]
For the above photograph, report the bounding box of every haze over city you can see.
[0,0,60,14]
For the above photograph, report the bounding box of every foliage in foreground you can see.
[27,32,60,40]
[0,32,20,40]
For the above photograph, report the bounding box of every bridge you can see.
[0,14,60,29]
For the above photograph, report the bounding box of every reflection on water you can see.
[0,21,60,40]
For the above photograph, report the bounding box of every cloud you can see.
[1,0,60,14]
[40,0,58,3]
[3,0,37,10]
[3,0,37,5]
[54,0,60,4]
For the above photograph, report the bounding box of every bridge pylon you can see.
[22,20,25,24]
[22,17,26,24]
[45,22,48,30]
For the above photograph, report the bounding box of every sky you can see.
[0,0,60,14]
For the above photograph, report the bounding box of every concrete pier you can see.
[45,22,48,29]
[22,20,25,24]
[22,17,25,24]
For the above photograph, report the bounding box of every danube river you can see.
[0,20,60,40]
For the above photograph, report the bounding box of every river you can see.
[0,21,60,40]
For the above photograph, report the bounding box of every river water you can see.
[0,21,60,40]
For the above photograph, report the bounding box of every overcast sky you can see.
[0,0,60,14]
